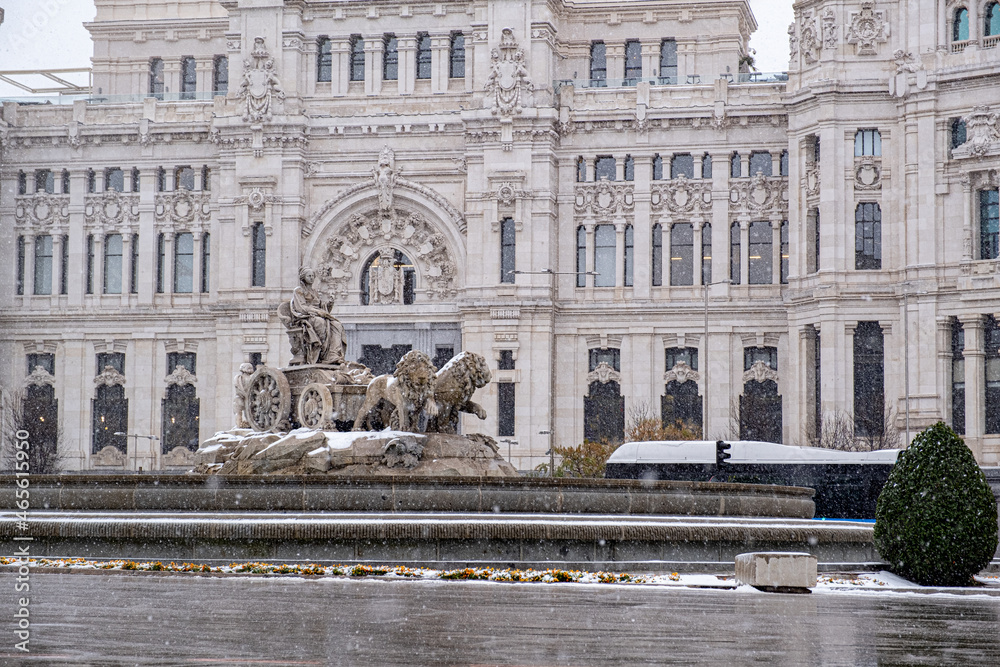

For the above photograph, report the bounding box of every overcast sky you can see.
[0,0,794,97]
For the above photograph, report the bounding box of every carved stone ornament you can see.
[165,366,197,387]
[95,365,126,387]
[854,156,882,190]
[316,209,457,301]
[369,247,404,305]
[14,194,70,230]
[25,366,55,388]
[805,167,820,197]
[743,360,779,385]
[847,1,889,56]
[84,191,139,230]
[92,445,126,467]
[892,49,922,74]
[162,446,196,466]
[574,181,636,220]
[382,435,424,469]
[664,361,700,385]
[788,22,799,60]
[586,361,621,386]
[484,28,533,118]
[372,146,399,215]
[154,190,211,226]
[961,106,1000,158]
[237,36,286,122]
[234,187,279,211]
[651,175,712,215]
[799,13,821,63]
[729,172,788,215]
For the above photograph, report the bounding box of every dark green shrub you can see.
[874,422,998,586]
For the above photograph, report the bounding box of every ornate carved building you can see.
[2,0,1000,470]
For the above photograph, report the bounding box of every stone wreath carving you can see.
[729,172,788,215]
[238,36,285,122]
[799,13,821,63]
[586,362,621,386]
[650,175,712,215]
[664,361,700,385]
[805,167,821,198]
[317,209,457,301]
[484,28,533,118]
[822,8,838,49]
[154,190,211,226]
[233,187,279,212]
[14,194,70,230]
[854,156,882,190]
[847,1,889,56]
[574,181,635,220]
[95,365,126,388]
[84,191,139,230]
[25,366,55,388]
[165,366,197,387]
[743,360,779,385]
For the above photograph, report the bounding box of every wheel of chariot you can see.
[245,367,292,433]
[297,383,334,430]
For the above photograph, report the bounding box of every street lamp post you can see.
[114,432,159,471]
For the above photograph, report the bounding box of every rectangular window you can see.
[156,233,165,293]
[27,353,55,376]
[450,33,465,78]
[702,223,712,285]
[180,56,197,99]
[105,168,124,193]
[103,233,123,294]
[624,224,634,287]
[350,36,365,81]
[624,40,642,82]
[665,347,698,371]
[131,167,140,193]
[595,156,615,181]
[576,157,587,183]
[61,234,69,295]
[589,42,607,86]
[670,223,694,286]
[651,223,662,286]
[652,154,663,181]
[952,320,965,435]
[498,350,515,370]
[780,150,789,177]
[156,167,166,192]
[589,348,621,372]
[702,154,712,179]
[18,171,26,195]
[61,170,70,194]
[811,327,822,441]
[748,221,772,284]
[576,226,587,288]
[252,222,266,287]
[16,236,25,296]
[96,352,125,375]
[500,218,516,284]
[213,55,228,93]
[780,220,789,284]
[951,118,967,150]
[33,235,53,295]
[498,383,515,437]
[130,233,139,294]
[624,155,634,181]
[813,136,821,163]
[670,153,694,179]
[744,346,778,371]
[854,129,882,156]
[730,222,741,284]
[731,153,742,178]
[809,208,820,273]
[659,39,677,83]
[317,38,332,82]
[594,224,615,287]
[87,169,96,193]
[175,166,195,191]
[986,317,1000,434]
[201,232,210,293]
[149,58,164,98]
[854,322,885,437]
[201,166,210,192]
[168,351,197,375]
[980,189,999,260]
[249,352,263,369]
[749,151,772,177]
[86,234,95,294]
[383,34,398,81]
[416,33,432,80]
[173,232,194,293]
[855,202,882,270]
[35,169,54,194]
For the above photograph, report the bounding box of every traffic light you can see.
[716,440,732,467]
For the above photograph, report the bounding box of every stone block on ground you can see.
[735,552,818,592]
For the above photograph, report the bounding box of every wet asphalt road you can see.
[3,572,1000,666]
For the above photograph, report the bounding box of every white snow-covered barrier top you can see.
[607,440,902,466]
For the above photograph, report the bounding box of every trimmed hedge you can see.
[874,422,998,586]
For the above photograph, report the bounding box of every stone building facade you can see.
[2,0,1000,471]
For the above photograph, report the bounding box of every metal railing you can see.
[555,71,787,91]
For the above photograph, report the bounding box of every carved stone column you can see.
[961,314,985,443]
[398,36,417,95]
[364,35,383,96]
[430,33,450,94]
[961,174,974,262]
[585,223,595,291]
[332,39,350,96]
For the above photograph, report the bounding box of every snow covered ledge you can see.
[735,552,818,593]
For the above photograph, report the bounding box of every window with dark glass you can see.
[624,224,634,287]
[979,189,999,260]
[595,156,615,181]
[740,346,781,442]
[86,234,95,294]
[252,222,266,287]
[780,150,789,177]
[156,233,165,293]
[61,234,69,295]
[702,154,712,179]
[450,33,466,78]
[589,348,621,372]
[652,223,663,286]
[986,317,1000,434]
[854,129,882,156]
[812,327,821,441]
[87,168,96,193]
[701,223,712,285]
[594,224,615,287]
[855,202,882,270]
[105,167,124,193]
[249,352,263,369]
[350,36,365,81]
[854,322,885,438]
[585,347,624,442]
[954,7,970,41]
[500,218,516,284]
[730,152,742,178]
[317,38,332,82]
[163,353,199,452]
[671,153,694,179]
[16,236,24,296]
[749,151,772,176]
[103,233,123,294]
[624,40,642,83]
[670,223,694,286]
[201,166,210,191]
[175,166,195,191]
[35,169,54,194]
[652,154,663,180]
[730,222,741,284]
[18,171,26,195]
[952,320,966,435]
[180,56,197,99]
[174,232,193,293]
[130,233,139,294]
[498,383,515,437]
[27,353,55,376]
[92,353,127,454]
[809,208,820,273]
[951,118,967,149]
[156,167,166,192]
[589,42,606,85]
[576,226,587,288]
[659,39,677,82]
[61,170,70,194]
[624,155,634,181]
[498,350,515,370]
[576,157,587,182]
[987,2,1000,36]
[416,33,432,80]
[748,220,772,284]
[149,58,164,98]
[780,220,789,284]
[33,235,52,295]
[383,34,398,81]
[201,232,210,293]
[662,347,701,432]
[131,167,140,193]
[213,55,228,93]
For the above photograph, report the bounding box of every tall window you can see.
[670,223,694,286]
[317,38,332,82]
[174,232,193,293]
[450,33,466,78]
[951,118,967,149]
[624,155,634,181]
[87,169,96,193]
[671,154,694,179]
[702,154,712,179]
[149,58,164,98]
[741,347,781,443]
[93,382,127,454]
[701,223,712,285]
[624,224,634,287]
[213,55,228,93]
[780,220,789,284]
[576,226,587,288]
[748,221,772,284]
[35,169,54,194]
[201,166,210,192]
[811,326,822,441]
[251,222,266,287]
[589,42,607,86]
[987,2,1000,36]
[16,237,24,296]
[652,224,663,286]
[103,233,123,294]
[130,233,139,294]
[730,152,742,178]
[86,234,95,294]
[585,348,624,443]
[350,36,365,81]
[652,154,663,180]
[105,168,124,193]
[163,353,200,452]
[500,218,516,284]
[61,234,69,295]
[175,166,195,191]
[33,235,53,295]
[749,151,772,176]
[201,233,210,293]
[730,222,741,284]
[854,322,885,438]
[156,167,166,192]
[576,157,587,182]
[131,167,140,193]
[156,233,165,293]
[416,33,432,80]
[659,39,677,82]
[855,202,882,270]
[986,317,1000,434]
[61,170,70,194]
[498,383,515,437]
[18,171,26,195]
[595,156,615,181]
[180,57,197,99]
[594,224,615,287]
[624,40,642,83]
[809,208,820,273]
[663,347,702,433]
[383,34,399,81]
[952,320,966,435]
[779,150,789,177]
[854,129,882,156]
[954,7,970,41]
[979,189,999,260]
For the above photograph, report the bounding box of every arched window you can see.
[585,348,623,443]
[740,347,781,443]
[361,249,416,305]
[954,7,970,41]
[987,2,1000,36]
[662,347,702,434]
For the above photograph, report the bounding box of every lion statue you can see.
[426,351,493,434]
[352,350,438,432]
